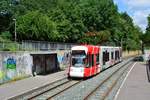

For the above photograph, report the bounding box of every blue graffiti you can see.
[57,56,63,63]
[6,58,16,69]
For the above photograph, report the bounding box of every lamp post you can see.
[13,18,17,42]
[121,38,123,49]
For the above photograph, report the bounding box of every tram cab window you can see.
[72,56,86,67]
[71,50,86,67]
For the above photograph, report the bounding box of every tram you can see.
[68,45,122,78]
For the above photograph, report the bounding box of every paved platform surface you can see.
[0,70,68,100]
[116,62,150,100]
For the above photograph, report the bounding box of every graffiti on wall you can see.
[17,53,33,76]
[0,52,33,84]
[6,58,16,69]
[5,57,17,79]
[57,50,71,69]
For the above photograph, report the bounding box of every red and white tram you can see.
[68,45,122,78]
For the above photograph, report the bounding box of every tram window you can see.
[115,51,117,60]
[96,54,99,65]
[92,54,94,66]
[87,55,91,67]
[103,52,105,65]
[88,54,92,67]
[115,51,119,60]
[85,54,90,67]
[107,52,109,61]
[103,51,109,65]
[111,52,114,59]
[117,51,119,59]
[120,50,122,57]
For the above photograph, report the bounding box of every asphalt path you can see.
[115,62,150,100]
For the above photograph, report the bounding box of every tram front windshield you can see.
[72,50,86,67]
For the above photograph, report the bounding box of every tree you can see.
[143,15,150,47]
[17,11,58,41]
[0,0,144,50]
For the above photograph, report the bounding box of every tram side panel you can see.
[84,46,100,77]
[84,54,92,77]
[99,46,122,71]
[68,45,122,78]
[100,46,112,70]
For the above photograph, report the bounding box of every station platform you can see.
[115,62,150,100]
[0,70,68,100]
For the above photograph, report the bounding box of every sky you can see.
[113,0,150,32]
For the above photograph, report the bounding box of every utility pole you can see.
[13,18,17,42]
[121,38,123,49]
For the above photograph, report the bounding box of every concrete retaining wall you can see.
[122,50,140,58]
[0,50,139,84]
[0,50,70,84]
[0,52,33,84]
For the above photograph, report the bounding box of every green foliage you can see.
[0,0,144,50]
[1,42,18,51]
[17,11,58,41]
[144,15,150,47]
[0,31,12,39]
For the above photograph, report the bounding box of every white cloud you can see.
[132,10,150,31]
[115,0,150,31]
[125,0,150,8]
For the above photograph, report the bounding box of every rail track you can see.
[49,58,134,100]
[8,77,70,100]
[84,61,134,100]
[29,59,134,100]
[9,77,82,100]
[9,58,135,100]
[29,80,81,100]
